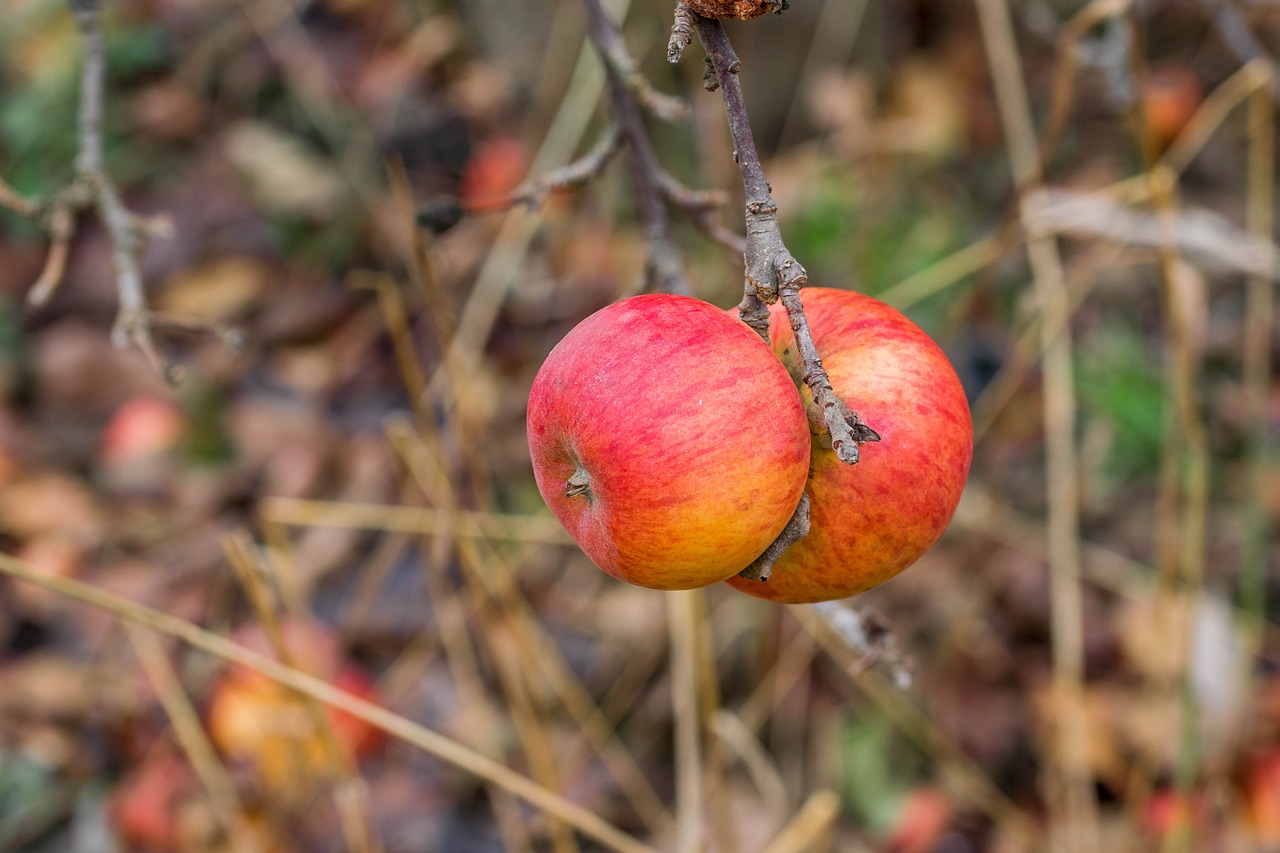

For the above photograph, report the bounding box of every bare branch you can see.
[67,0,159,360]
[693,16,873,464]
[0,0,181,371]
[27,206,75,307]
[583,0,691,295]
[656,170,745,255]
[592,18,691,123]
[510,123,624,209]
[667,2,697,63]
[0,177,39,217]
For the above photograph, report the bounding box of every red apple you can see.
[726,288,971,603]
[527,294,811,590]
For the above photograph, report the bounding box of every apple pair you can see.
[526,288,972,603]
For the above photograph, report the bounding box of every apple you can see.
[726,288,972,603]
[207,620,383,794]
[527,294,811,590]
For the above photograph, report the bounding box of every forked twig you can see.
[686,17,877,466]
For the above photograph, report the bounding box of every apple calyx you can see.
[565,467,591,499]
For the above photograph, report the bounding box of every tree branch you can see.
[583,0,691,295]
[69,0,156,360]
[0,0,181,374]
[688,17,875,464]
[510,123,624,210]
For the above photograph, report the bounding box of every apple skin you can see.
[726,288,972,603]
[527,294,811,590]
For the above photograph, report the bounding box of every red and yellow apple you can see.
[527,294,810,590]
[726,287,971,603]
[207,620,383,795]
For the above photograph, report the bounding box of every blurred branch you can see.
[1,0,180,374]
[511,123,623,208]
[69,0,164,365]
[1028,187,1280,277]
[656,169,745,254]
[593,11,691,122]
[808,600,911,689]
[583,0,690,295]
[1202,0,1280,106]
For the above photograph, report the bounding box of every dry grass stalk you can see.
[221,532,381,853]
[758,789,840,853]
[125,624,260,852]
[0,550,659,853]
[974,1,1097,849]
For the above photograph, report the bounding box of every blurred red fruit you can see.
[100,397,185,469]
[460,136,528,212]
[1141,66,1203,152]
[207,620,384,794]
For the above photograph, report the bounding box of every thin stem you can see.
[668,589,704,853]
[68,0,163,366]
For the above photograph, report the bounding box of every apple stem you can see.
[681,14,876,467]
[738,492,810,582]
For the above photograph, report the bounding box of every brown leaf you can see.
[0,471,105,546]
[159,258,272,323]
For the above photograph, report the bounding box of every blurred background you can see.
[0,0,1278,850]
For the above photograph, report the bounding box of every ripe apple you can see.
[527,294,811,590]
[726,288,972,603]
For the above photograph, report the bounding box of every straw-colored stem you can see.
[125,624,260,852]
[222,533,379,853]
[758,790,840,853]
[975,0,1095,849]
[1240,76,1275,657]
[668,589,704,853]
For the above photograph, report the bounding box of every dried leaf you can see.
[225,122,345,217]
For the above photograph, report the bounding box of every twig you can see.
[593,17,691,122]
[69,0,161,362]
[667,3,696,63]
[0,177,38,217]
[656,169,745,254]
[510,123,624,209]
[1200,0,1280,107]
[27,206,75,306]
[125,625,261,853]
[583,0,690,295]
[758,790,840,853]
[688,17,874,464]
[418,123,626,230]
[1,1,176,370]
